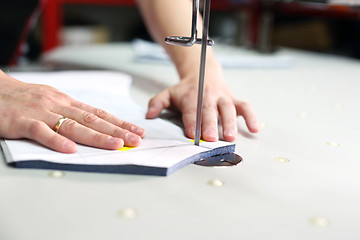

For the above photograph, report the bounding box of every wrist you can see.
[176,50,223,83]
[0,70,26,89]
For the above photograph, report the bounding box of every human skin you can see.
[0,70,145,153]
[0,0,258,153]
[137,0,259,141]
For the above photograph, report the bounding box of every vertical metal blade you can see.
[194,0,212,146]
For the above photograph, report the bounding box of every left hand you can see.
[145,66,259,142]
[0,70,145,153]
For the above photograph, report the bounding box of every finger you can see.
[71,101,145,138]
[235,101,259,133]
[57,118,125,150]
[201,100,219,142]
[21,119,77,153]
[58,107,142,147]
[146,90,171,119]
[181,104,197,139]
[218,98,238,141]
[94,108,145,138]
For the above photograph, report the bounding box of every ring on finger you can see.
[54,117,68,133]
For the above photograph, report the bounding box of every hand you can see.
[145,65,259,142]
[0,71,145,153]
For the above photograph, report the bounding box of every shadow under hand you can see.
[158,110,184,129]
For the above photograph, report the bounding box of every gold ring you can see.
[54,117,68,133]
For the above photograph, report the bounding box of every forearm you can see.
[136,0,220,81]
[138,1,259,140]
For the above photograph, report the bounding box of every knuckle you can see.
[111,128,124,138]
[202,119,215,126]
[31,93,52,107]
[120,121,131,130]
[93,132,106,144]
[203,87,218,98]
[202,102,217,111]
[62,119,77,132]
[150,96,169,110]
[95,108,110,119]
[218,97,233,106]
[81,112,97,125]
[182,106,197,115]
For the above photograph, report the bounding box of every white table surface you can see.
[1,43,359,240]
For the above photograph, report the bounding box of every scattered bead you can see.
[208,179,224,187]
[48,171,65,178]
[309,86,318,92]
[118,208,137,219]
[309,217,329,227]
[276,92,286,98]
[275,157,290,163]
[326,141,340,147]
[299,112,308,119]
[333,103,342,110]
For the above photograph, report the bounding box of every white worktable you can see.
[1,43,359,240]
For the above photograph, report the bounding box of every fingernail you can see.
[204,129,218,140]
[251,121,260,131]
[146,107,157,119]
[131,126,145,136]
[189,127,195,137]
[108,136,123,146]
[126,133,141,144]
[148,106,156,113]
[63,141,76,153]
[224,128,236,138]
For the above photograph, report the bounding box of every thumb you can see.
[146,89,171,119]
